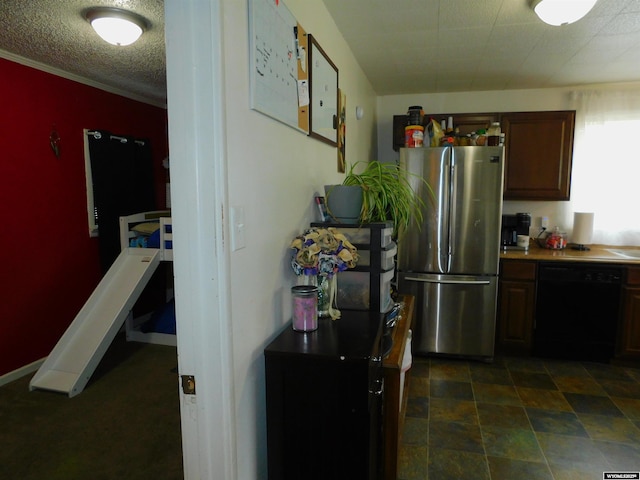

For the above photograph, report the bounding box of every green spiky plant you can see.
[339,160,433,238]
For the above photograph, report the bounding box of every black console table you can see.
[264,309,385,480]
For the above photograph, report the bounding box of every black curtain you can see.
[88,130,155,273]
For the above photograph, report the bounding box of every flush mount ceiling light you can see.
[532,0,599,26]
[84,7,149,46]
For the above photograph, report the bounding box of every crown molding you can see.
[0,48,166,109]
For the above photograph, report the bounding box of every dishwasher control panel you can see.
[537,263,623,284]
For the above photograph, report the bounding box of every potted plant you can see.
[326,160,431,237]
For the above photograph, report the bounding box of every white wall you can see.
[377,84,639,236]
[221,1,376,478]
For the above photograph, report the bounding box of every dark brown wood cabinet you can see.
[496,260,537,356]
[392,110,576,202]
[501,110,575,200]
[392,112,498,151]
[618,267,640,359]
[427,112,499,137]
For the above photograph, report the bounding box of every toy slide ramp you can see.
[29,248,161,397]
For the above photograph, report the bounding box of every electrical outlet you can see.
[541,216,549,229]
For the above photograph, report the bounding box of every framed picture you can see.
[337,89,346,172]
[308,34,338,147]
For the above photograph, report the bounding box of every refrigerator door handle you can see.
[447,153,457,268]
[439,150,452,272]
[403,274,491,285]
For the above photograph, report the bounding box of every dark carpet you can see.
[0,334,183,480]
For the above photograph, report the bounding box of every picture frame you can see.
[308,34,338,147]
[337,89,346,172]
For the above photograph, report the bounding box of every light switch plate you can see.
[230,205,246,251]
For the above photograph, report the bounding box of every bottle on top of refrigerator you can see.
[407,106,423,126]
[487,122,501,146]
[446,116,454,134]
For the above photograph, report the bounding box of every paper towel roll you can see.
[573,212,594,247]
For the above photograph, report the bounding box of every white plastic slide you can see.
[29,248,161,397]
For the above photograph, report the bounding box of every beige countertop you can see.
[500,243,640,265]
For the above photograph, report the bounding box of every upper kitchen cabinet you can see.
[428,112,499,136]
[392,110,576,201]
[392,113,499,151]
[501,111,575,201]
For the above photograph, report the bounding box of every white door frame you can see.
[165,1,236,479]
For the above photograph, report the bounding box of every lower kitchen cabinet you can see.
[618,267,640,359]
[496,260,537,356]
[497,257,640,363]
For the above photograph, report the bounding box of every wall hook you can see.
[49,127,61,158]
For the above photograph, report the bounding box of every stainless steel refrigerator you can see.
[397,146,504,360]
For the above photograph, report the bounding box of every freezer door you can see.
[398,272,498,358]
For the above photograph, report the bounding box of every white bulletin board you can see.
[249,0,309,134]
[308,34,338,146]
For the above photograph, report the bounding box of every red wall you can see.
[0,58,168,377]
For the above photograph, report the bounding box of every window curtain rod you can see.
[86,130,145,146]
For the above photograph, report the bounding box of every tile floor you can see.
[398,355,640,480]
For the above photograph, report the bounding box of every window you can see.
[571,90,640,245]
[83,129,155,271]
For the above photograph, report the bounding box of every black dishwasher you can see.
[533,262,624,363]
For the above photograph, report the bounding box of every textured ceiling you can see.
[322,0,640,94]
[1,0,639,107]
[0,0,165,106]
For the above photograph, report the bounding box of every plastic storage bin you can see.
[337,268,394,312]
[311,222,393,250]
[357,242,397,270]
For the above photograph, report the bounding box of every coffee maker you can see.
[501,213,531,247]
